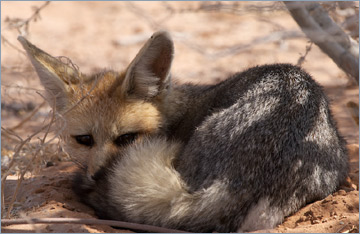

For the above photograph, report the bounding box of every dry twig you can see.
[3,1,50,36]
[1,218,187,233]
[4,104,57,218]
[297,41,313,66]
[174,1,285,15]
[9,100,46,131]
[284,1,359,83]
[124,2,304,59]
[1,35,26,55]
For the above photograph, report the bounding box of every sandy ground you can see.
[1,1,359,233]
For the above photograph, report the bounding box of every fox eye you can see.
[114,133,138,147]
[74,135,94,147]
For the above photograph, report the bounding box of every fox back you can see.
[19,31,348,232]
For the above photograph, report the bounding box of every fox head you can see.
[18,31,174,178]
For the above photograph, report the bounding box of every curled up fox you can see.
[18,31,348,232]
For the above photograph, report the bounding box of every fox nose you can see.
[90,167,106,181]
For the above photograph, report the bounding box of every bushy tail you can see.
[107,137,230,231]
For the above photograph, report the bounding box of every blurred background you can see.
[1,2,359,232]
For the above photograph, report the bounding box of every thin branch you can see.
[124,2,304,59]
[1,218,187,233]
[10,100,46,131]
[297,41,313,66]
[4,108,57,218]
[21,2,51,28]
[284,1,359,83]
[3,1,51,36]
[1,127,23,143]
[3,94,63,218]
[19,213,41,233]
[173,30,303,59]
[205,30,303,59]
[336,224,350,233]
[1,35,26,55]
[176,2,286,15]
[125,2,161,30]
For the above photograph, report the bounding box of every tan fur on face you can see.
[18,33,173,177]
[61,71,164,176]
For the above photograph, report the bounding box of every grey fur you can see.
[76,63,348,232]
[20,32,348,232]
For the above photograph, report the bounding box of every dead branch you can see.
[1,129,30,180]
[19,213,41,233]
[2,93,66,218]
[1,127,23,143]
[125,2,162,30]
[284,1,359,84]
[3,1,50,36]
[206,30,304,59]
[4,105,57,218]
[1,35,26,55]
[174,1,286,15]
[115,30,304,59]
[124,2,304,59]
[297,41,313,66]
[10,100,46,131]
[1,52,103,218]
[1,218,187,233]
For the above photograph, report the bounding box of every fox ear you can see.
[18,36,81,112]
[122,31,174,99]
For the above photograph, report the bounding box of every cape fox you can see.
[18,31,348,232]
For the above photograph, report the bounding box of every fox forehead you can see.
[63,71,163,138]
[69,70,124,100]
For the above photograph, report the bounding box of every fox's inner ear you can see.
[18,36,80,112]
[121,31,174,99]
